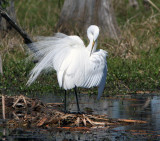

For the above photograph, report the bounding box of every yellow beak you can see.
[90,40,95,56]
[92,40,95,47]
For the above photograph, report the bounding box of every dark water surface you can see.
[0,93,160,141]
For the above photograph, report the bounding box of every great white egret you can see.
[27,25,107,113]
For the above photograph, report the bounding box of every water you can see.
[0,93,160,141]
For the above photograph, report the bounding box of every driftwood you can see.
[0,95,147,130]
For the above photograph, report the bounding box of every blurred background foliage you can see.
[0,0,160,95]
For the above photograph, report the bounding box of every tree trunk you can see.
[0,0,16,33]
[56,0,120,39]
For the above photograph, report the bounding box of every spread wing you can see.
[27,35,85,85]
[27,33,107,99]
[82,49,107,98]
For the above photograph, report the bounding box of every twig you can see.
[12,95,22,108]
[140,97,151,111]
[146,0,160,12]
[82,116,86,126]
[2,128,6,141]
[12,111,20,120]
[22,95,27,107]
[75,117,80,127]
[2,95,5,119]
[117,119,147,124]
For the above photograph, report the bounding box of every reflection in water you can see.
[0,93,160,140]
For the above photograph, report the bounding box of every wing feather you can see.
[82,49,107,98]
[35,33,68,41]
[98,64,107,99]
[27,35,85,86]
[27,33,107,98]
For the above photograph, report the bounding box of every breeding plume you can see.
[27,25,107,113]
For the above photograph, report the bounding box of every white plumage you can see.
[27,25,107,99]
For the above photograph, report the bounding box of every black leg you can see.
[64,90,67,113]
[74,87,81,114]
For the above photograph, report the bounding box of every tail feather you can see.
[26,52,53,85]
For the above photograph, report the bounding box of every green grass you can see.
[1,49,160,95]
[15,0,64,35]
[0,0,160,95]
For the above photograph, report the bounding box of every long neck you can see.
[87,39,97,55]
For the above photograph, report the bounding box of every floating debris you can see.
[0,95,147,130]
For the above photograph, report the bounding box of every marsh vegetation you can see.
[0,0,160,95]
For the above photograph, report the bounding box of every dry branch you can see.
[0,95,147,130]
[145,0,160,12]
[0,7,38,54]
[117,119,147,124]
[0,7,32,44]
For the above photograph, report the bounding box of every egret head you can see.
[87,25,99,42]
[87,25,99,54]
